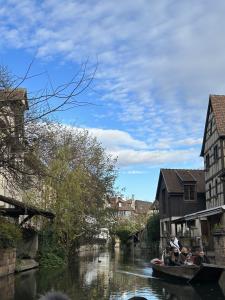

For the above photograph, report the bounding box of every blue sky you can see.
[1,0,225,201]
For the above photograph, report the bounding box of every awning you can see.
[173,205,225,223]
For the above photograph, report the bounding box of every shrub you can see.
[0,217,22,248]
[146,213,160,243]
[38,226,66,268]
[39,252,65,268]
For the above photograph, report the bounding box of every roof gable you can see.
[155,169,205,199]
[201,95,225,156]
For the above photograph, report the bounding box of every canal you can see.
[1,249,225,300]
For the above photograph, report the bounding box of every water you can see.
[1,249,225,300]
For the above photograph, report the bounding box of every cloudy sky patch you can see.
[1,0,224,199]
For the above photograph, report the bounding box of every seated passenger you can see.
[180,247,193,265]
[169,248,183,266]
[180,247,188,264]
[163,246,172,266]
[193,249,210,265]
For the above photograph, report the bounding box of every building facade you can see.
[155,169,205,248]
[201,95,225,208]
[107,197,153,218]
[0,89,28,202]
[170,95,225,254]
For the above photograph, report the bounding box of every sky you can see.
[1,0,225,201]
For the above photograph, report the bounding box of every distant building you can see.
[155,168,205,248]
[107,196,153,218]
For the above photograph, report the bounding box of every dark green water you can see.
[1,249,224,300]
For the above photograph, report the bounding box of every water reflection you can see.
[0,274,14,300]
[8,250,225,299]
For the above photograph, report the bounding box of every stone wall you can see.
[0,248,16,277]
[213,230,225,265]
[17,230,38,259]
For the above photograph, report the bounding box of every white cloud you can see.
[123,170,146,175]
[1,0,224,154]
[109,148,200,167]
[69,125,203,168]
[86,127,148,150]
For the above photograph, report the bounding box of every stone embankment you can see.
[0,248,16,277]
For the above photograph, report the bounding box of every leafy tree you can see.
[0,62,96,191]
[0,217,22,248]
[26,126,117,255]
[146,213,160,243]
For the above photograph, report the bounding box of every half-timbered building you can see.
[170,95,225,254]
[201,95,225,208]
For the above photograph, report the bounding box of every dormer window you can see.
[184,185,195,201]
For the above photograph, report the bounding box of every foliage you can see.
[38,226,66,268]
[0,217,22,249]
[146,213,160,243]
[111,215,145,244]
[213,223,225,231]
[39,252,65,269]
[0,62,96,189]
[25,127,118,257]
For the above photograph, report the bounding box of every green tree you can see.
[146,213,160,243]
[27,126,117,256]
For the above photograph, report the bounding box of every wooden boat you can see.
[151,259,225,283]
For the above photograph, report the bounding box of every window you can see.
[206,154,210,170]
[209,184,212,199]
[184,185,195,200]
[214,145,218,161]
[162,189,166,214]
[215,179,218,198]
[209,120,212,135]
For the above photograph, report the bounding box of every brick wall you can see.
[213,230,225,265]
[0,248,16,277]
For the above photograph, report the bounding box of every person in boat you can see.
[162,246,173,265]
[180,247,193,265]
[193,249,210,265]
[169,235,182,252]
[169,248,183,266]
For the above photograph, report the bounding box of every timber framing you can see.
[0,194,54,221]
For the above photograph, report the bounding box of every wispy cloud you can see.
[68,125,202,168]
[1,0,224,169]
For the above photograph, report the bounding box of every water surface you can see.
[1,249,224,300]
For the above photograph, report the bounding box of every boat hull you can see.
[151,259,224,283]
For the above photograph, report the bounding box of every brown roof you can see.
[156,169,205,199]
[201,95,225,156]
[211,95,225,136]
[135,200,152,211]
[0,88,28,110]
